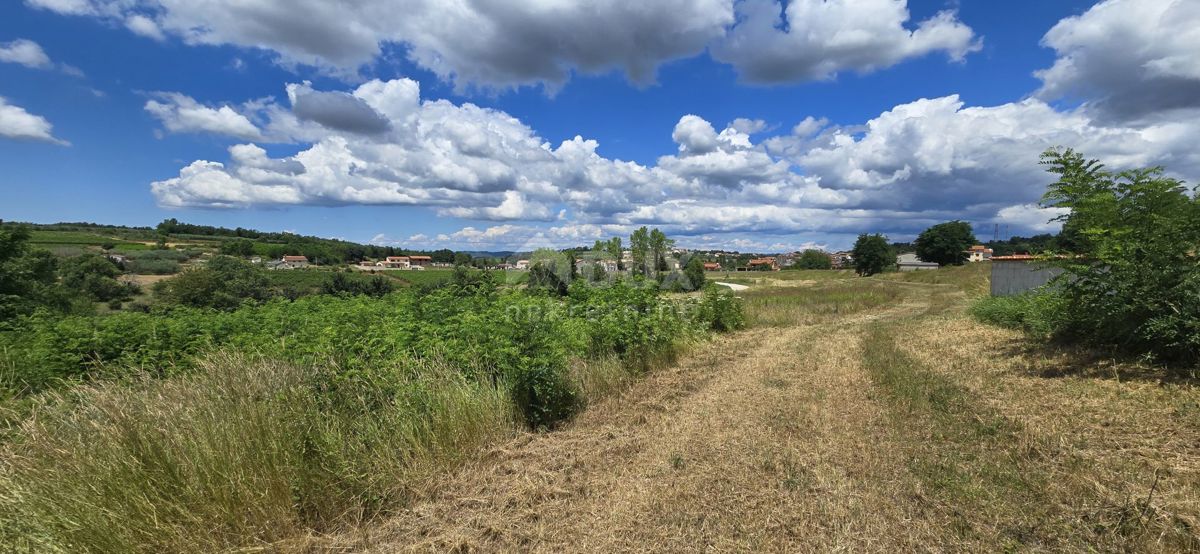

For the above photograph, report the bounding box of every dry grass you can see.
[740,280,903,327]
[892,312,1200,550]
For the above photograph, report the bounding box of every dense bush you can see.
[1,279,743,428]
[153,256,271,309]
[794,249,833,270]
[125,258,181,275]
[969,292,1067,338]
[1034,149,1200,362]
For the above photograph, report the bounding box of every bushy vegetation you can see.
[0,274,742,551]
[972,149,1200,365]
[794,249,833,270]
[970,292,1067,338]
[2,275,743,411]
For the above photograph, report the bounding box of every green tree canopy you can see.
[154,256,270,310]
[59,254,134,302]
[914,221,977,266]
[851,234,892,277]
[0,224,69,320]
[795,249,833,270]
[1038,147,1200,361]
[683,256,707,291]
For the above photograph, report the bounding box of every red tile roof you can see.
[282,255,308,262]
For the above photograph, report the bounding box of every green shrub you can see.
[1037,149,1200,362]
[970,291,1067,338]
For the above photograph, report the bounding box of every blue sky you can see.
[2,0,1198,252]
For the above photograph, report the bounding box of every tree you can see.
[851,234,891,276]
[1037,148,1200,361]
[683,256,706,291]
[526,249,572,296]
[649,228,673,280]
[59,253,134,302]
[453,252,473,266]
[914,221,977,266]
[219,238,255,257]
[795,249,833,270]
[630,227,650,277]
[590,261,607,282]
[0,224,68,320]
[606,237,623,271]
[154,256,270,309]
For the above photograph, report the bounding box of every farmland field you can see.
[305,267,1198,552]
[2,263,1197,552]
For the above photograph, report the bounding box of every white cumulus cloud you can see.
[26,0,982,90]
[1035,0,1200,123]
[711,0,980,83]
[0,97,68,145]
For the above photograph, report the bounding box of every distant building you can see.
[830,251,853,269]
[270,255,309,270]
[703,262,722,271]
[747,257,780,271]
[965,245,994,262]
[377,256,410,269]
[896,252,938,272]
[408,255,432,267]
[515,259,531,270]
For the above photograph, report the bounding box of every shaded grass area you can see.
[740,281,902,327]
[861,321,1199,551]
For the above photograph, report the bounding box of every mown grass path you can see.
[323,277,1200,552]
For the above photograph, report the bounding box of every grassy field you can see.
[305,263,1199,552]
[4,262,1197,552]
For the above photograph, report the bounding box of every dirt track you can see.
[326,290,940,552]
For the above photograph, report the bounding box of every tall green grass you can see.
[969,291,1066,338]
[0,352,515,553]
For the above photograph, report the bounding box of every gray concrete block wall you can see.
[990,260,1065,296]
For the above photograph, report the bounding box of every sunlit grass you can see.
[741,281,902,327]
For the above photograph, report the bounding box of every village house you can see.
[377,256,410,269]
[703,262,722,271]
[268,255,309,270]
[514,259,531,270]
[830,251,853,269]
[408,255,432,268]
[965,245,994,262]
[747,257,780,271]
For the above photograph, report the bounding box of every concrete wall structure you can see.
[990,256,1065,296]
